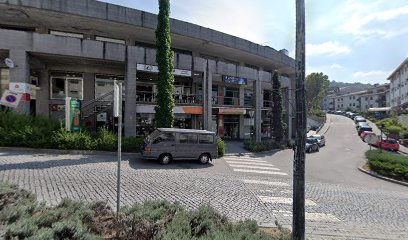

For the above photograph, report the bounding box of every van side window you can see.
[153,133,175,144]
[199,135,214,144]
[179,134,197,144]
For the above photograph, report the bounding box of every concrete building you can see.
[388,57,408,111]
[323,84,389,112]
[0,0,295,142]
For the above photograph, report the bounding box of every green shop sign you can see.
[70,98,81,132]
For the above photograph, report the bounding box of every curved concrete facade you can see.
[0,0,295,141]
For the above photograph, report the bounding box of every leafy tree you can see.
[271,71,284,142]
[155,0,175,128]
[305,72,330,112]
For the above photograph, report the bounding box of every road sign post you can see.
[114,81,123,217]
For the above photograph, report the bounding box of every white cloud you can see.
[330,64,344,69]
[338,1,408,39]
[353,70,389,83]
[306,41,351,56]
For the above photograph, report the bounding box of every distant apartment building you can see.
[323,83,390,112]
[388,58,408,110]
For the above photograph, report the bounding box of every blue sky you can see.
[101,0,408,84]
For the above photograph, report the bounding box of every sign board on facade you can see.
[9,82,31,94]
[97,112,107,122]
[218,108,247,115]
[0,90,22,108]
[222,75,247,85]
[136,64,192,77]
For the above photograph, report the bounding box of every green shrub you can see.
[244,140,284,152]
[401,131,408,139]
[366,150,408,182]
[217,138,226,157]
[95,127,117,151]
[386,126,403,135]
[5,217,38,239]
[122,136,144,152]
[52,129,97,150]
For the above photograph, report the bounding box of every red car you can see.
[360,131,376,141]
[372,139,400,151]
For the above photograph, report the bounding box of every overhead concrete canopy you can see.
[0,0,295,76]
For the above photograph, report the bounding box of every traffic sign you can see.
[0,90,22,108]
[365,134,379,145]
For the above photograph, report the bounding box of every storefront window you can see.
[50,73,83,100]
[95,74,124,99]
[223,115,240,139]
[224,87,239,106]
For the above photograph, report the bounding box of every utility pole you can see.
[293,0,306,239]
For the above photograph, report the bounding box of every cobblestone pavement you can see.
[1,115,408,239]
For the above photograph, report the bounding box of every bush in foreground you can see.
[0,182,290,239]
[365,150,408,182]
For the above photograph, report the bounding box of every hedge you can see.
[0,182,290,239]
[365,150,408,182]
[244,140,285,152]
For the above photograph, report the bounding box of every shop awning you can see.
[218,108,247,115]
[368,107,391,112]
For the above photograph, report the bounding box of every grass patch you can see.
[0,182,290,239]
[366,150,408,182]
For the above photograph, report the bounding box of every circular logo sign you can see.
[5,95,17,103]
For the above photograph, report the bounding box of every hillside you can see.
[330,81,372,92]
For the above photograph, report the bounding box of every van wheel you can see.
[159,154,172,165]
[198,154,211,164]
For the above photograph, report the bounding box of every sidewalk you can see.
[307,114,331,137]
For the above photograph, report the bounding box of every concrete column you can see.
[254,73,262,142]
[83,72,94,102]
[239,87,244,107]
[9,50,30,114]
[203,60,208,130]
[124,47,137,137]
[36,70,49,117]
[203,60,213,131]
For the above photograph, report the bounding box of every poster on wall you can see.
[70,98,82,132]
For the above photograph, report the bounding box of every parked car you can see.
[354,116,366,124]
[358,125,373,135]
[356,121,369,130]
[309,134,326,147]
[360,131,376,141]
[141,128,218,165]
[349,113,356,119]
[372,138,400,151]
[335,110,343,115]
[306,137,320,153]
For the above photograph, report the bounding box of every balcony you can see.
[263,100,273,108]
[136,91,203,105]
[212,96,240,107]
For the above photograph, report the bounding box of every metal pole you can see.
[293,0,306,239]
[116,82,123,216]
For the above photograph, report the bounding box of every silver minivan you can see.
[141,128,218,165]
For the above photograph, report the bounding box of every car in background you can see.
[354,116,366,124]
[349,113,357,119]
[360,131,376,141]
[372,139,400,151]
[309,134,326,147]
[356,121,369,130]
[358,125,373,135]
[335,110,343,115]
[306,137,320,153]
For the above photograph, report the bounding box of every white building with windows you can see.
[388,57,408,110]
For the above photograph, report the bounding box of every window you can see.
[199,135,214,144]
[179,134,197,144]
[50,30,83,39]
[153,133,175,144]
[95,74,125,98]
[370,96,373,100]
[96,36,125,44]
[50,73,83,100]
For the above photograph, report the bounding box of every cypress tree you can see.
[271,71,284,142]
[155,0,175,128]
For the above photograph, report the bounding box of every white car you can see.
[310,134,326,147]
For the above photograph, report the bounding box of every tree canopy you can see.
[305,72,330,112]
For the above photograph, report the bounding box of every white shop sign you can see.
[9,82,31,94]
[137,64,192,77]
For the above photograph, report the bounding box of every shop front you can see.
[135,105,203,137]
[216,108,246,139]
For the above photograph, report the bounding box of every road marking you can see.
[233,169,288,175]
[223,158,267,163]
[258,196,317,206]
[259,189,292,194]
[226,161,274,167]
[242,179,289,186]
[271,210,340,222]
[228,164,280,171]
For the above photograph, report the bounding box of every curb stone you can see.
[0,146,140,157]
[358,165,408,187]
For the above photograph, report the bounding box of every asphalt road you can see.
[0,114,407,239]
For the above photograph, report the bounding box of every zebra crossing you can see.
[223,154,340,224]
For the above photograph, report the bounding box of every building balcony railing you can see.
[212,96,241,107]
[136,91,203,105]
[263,100,273,108]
